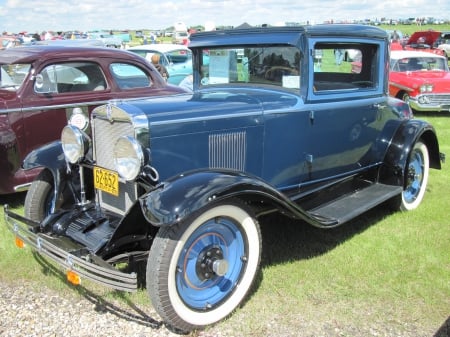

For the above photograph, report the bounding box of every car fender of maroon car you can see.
[388,50,450,112]
[0,45,185,194]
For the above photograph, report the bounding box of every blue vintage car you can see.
[5,25,444,333]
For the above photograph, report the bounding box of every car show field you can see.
[0,23,449,337]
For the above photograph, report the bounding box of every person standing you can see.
[151,54,169,82]
[334,49,344,65]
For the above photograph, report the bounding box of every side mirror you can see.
[34,73,57,94]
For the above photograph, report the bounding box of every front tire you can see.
[24,170,55,222]
[400,140,430,211]
[147,200,261,332]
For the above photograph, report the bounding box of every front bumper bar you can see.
[3,205,137,292]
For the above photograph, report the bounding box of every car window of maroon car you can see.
[1,63,31,90]
[109,63,151,89]
[34,62,106,94]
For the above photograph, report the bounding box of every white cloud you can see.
[0,0,449,33]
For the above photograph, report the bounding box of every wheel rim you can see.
[403,147,425,204]
[176,216,247,310]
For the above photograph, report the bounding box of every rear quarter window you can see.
[312,42,380,93]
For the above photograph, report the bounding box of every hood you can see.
[111,88,301,137]
[0,90,17,110]
[392,71,450,92]
[407,31,441,46]
[0,90,17,103]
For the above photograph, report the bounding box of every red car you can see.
[403,30,446,56]
[389,50,450,112]
[0,45,185,194]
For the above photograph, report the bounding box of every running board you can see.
[308,183,402,227]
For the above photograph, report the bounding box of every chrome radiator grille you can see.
[426,94,450,105]
[93,117,138,215]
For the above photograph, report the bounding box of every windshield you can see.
[0,63,31,90]
[390,56,448,72]
[198,46,301,90]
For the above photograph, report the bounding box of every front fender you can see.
[23,140,66,172]
[23,140,71,208]
[381,119,442,185]
[139,169,335,228]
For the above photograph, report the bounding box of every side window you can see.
[35,62,106,94]
[312,43,378,92]
[110,63,151,89]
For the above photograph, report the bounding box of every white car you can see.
[437,32,450,58]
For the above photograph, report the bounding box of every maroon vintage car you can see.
[388,50,450,112]
[0,45,185,194]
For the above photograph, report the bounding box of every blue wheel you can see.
[147,201,261,332]
[401,141,429,211]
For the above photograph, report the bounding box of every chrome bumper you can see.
[409,95,450,112]
[3,205,137,292]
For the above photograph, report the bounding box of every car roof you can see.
[0,45,145,64]
[189,24,387,48]
[390,50,446,60]
[127,43,190,53]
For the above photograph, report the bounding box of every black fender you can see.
[380,118,442,185]
[139,169,337,228]
[22,140,73,209]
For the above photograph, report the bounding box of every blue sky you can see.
[1,0,449,33]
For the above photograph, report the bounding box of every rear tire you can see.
[399,141,429,211]
[147,200,261,332]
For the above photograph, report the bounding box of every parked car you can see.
[0,45,185,195]
[0,36,22,49]
[172,30,189,45]
[5,25,444,333]
[437,31,450,58]
[86,31,123,48]
[403,30,446,56]
[388,50,450,112]
[128,43,193,85]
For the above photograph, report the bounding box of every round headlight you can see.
[113,136,145,181]
[61,125,89,164]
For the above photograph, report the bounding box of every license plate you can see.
[94,166,119,196]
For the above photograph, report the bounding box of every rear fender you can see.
[380,119,442,185]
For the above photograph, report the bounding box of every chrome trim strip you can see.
[0,100,110,115]
[13,182,31,192]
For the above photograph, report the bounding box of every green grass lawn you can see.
[1,114,448,336]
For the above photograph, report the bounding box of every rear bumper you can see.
[3,205,137,292]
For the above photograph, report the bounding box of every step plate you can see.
[309,183,402,226]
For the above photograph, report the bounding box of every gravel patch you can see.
[0,281,448,337]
